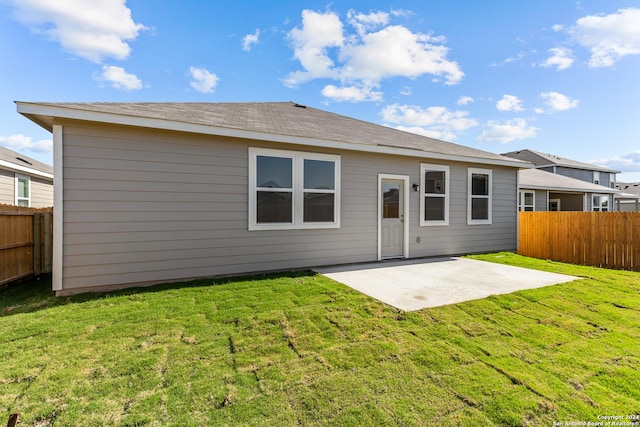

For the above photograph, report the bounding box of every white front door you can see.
[380,178,405,259]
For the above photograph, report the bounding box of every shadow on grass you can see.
[0,270,317,317]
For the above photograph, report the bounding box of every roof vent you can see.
[16,157,33,165]
[291,102,307,108]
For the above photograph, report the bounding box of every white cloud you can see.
[540,47,574,70]
[540,91,579,111]
[10,0,146,63]
[591,151,640,173]
[477,118,538,143]
[381,103,478,141]
[189,67,219,93]
[347,10,389,36]
[457,96,474,106]
[285,9,463,97]
[242,29,260,52]
[285,10,344,86]
[339,25,463,85]
[496,94,524,112]
[491,52,526,67]
[568,8,640,67]
[95,65,142,91]
[0,134,53,153]
[321,84,383,102]
[399,86,412,96]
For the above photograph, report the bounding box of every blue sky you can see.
[1,0,639,181]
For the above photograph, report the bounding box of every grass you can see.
[1,253,639,426]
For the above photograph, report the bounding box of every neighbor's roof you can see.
[16,101,530,168]
[502,148,619,173]
[615,182,640,200]
[616,182,640,196]
[519,168,618,193]
[0,145,53,179]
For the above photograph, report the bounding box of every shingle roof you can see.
[0,145,53,176]
[616,182,640,196]
[17,101,529,168]
[519,168,618,193]
[502,149,619,173]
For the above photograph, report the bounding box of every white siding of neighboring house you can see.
[58,120,518,293]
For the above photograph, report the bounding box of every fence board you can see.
[519,212,640,272]
[0,204,53,286]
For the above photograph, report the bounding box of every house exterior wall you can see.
[549,192,585,211]
[30,176,54,208]
[534,190,547,211]
[0,168,53,207]
[0,169,12,205]
[58,121,518,292]
[555,167,592,183]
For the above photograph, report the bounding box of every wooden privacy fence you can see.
[0,204,53,286]
[519,211,640,271]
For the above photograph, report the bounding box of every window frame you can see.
[248,147,340,231]
[467,168,492,225]
[592,194,610,212]
[420,163,450,226]
[15,174,31,207]
[518,191,535,212]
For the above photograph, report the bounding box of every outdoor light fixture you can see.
[412,183,419,191]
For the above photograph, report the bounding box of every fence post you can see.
[44,212,52,273]
[33,213,42,276]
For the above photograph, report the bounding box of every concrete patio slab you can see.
[314,257,579,311]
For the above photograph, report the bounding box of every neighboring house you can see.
[17,101,529,295]
[517,168,618,212]
[0,145,53,208]
[614,182,640,212]
[503,149,621,211]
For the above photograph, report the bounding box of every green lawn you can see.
[1,253,639,426]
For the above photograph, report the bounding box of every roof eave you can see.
[16,102,531,169]
[0,159,54,180]
[520,184,619,194]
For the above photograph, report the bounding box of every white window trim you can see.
[15,173,31,207]
[519,190,535,212]
[593,171,600,185]
[467,168,492,225]
[248,147,341,231]
[420,163,449,226]
[592,194,610,212]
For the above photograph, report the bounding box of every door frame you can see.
[377,174,410,260]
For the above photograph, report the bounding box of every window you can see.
[420,164,449,226]
[592,194,609,212]
[15,174,31,207]
[468,168,492,224]
[593,171,600,185]
[249,148,340,230]
[519,191,535,211]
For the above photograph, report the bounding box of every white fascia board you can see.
[17,102,530,169]
[521,184,619,194]
[0,159,53,180]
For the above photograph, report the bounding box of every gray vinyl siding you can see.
[539,166,555,173]
[555,167,592,183]
[60,121,518,291]
[0,169,12,205]
[534,190,547,211]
